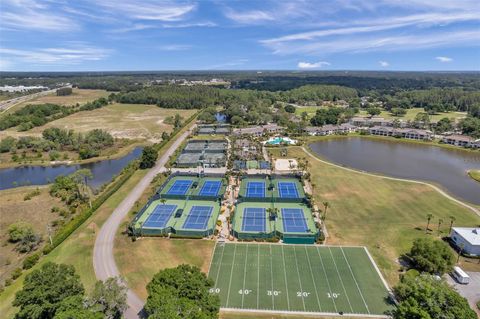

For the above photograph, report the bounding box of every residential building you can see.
[442,134,477,147]
[368,126,432,140]
[233,124,284,136]
[450,227,480,256]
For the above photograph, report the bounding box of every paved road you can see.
[93,126,194,319]
[446,271,480,316]
[0,88,61,113]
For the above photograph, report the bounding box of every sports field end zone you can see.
[208,243,394,317]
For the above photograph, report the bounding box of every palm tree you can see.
[437,218,443,236]
[457,243,465,263]
[322,201,330,221]
[425,213,433,233]
[449,216,456,234]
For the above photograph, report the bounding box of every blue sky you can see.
[0,0,479,71]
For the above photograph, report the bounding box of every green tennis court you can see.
[208,243,393,316]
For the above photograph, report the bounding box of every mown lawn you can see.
[268,146,480,285]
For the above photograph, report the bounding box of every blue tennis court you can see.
[167,180,192,195]
[278,182,299,198]
[242,207,266,232]
[199,180,221,196]
[143,204,177,228]
[183,206,213,230]
[281,208,308,233]
[245,181,266,197]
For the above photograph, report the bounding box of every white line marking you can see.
[341,247,370,314]
[241,244,249,307]
[225,244,237,307]
[214,243,226,289]
[293,246,307,311]
[269,244,275,310]
[328,247,354,313]
[304,246,322,312]
[281,245,291,310]
[315,246,338,312]
[257,244,260,309]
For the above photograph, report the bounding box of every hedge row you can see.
[43,163,138,254]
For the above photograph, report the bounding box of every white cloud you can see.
[0,44,111,64]
[95,1,196,21]
[436,56,453,62]
[0,0,77,31]
[224,9,275,24]
[297,61,331,69]
[263,30,480,55]
[157,44,192,51]
[379,60,389,67]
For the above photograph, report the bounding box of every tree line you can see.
[0,97,109,131]
[0,127,115,160]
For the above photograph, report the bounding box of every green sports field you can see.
[208,243,393,316]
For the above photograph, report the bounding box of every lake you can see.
[0,147,142,191]
[309,137,480,205]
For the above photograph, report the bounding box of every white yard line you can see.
[315,246,338,313]
[213,243,226,291]
[363,247,393,294]
[257,244,260,309]
[340,247,370,314]
[225,244,237,307]
[241,244,249,307]
[304,246,323,312]
[281,245,291,310]
[328,247,354,313]
[269,244,275,310]
[293,246,307,311]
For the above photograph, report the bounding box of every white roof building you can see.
[450,227,480,256]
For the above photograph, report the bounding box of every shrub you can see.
[11,268,22,280]
[8,222,34,243]
[23,253,40,269]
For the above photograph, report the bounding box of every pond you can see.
[309,137,480,205]
[0,147,143,191]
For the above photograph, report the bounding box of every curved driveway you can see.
[93,127,194,319]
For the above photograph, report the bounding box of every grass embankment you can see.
[0,170,148,318]
[468,170,480,183]
[0,186,66,280]
[2,89,109,115]
[268,146,480,285]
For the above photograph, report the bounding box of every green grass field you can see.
[208,243,393,316]
[357,107,467,121]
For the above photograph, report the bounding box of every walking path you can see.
[301,146,480,217]
[93,126,195,319]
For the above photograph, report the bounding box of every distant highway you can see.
[0,87,66,113]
